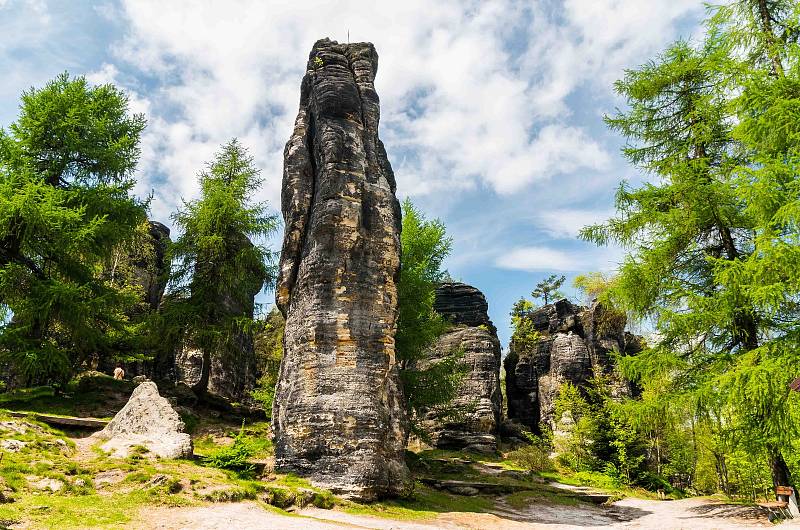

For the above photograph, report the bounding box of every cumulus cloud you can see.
[99,0,699,223]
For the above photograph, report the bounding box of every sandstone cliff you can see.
[505,299,638,432]
[418,282,502,453]
[272,38,408,500]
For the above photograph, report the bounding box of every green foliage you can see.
[396,199,464,419]
[582,0,800,492]
[506,432,553,473]
[509,297,541,354]
[250,307,284,415]
[202,422,256,474]
[0,72,147,383]
[573,272,616,304]
[531,274,566,306]
[163,139,279,394]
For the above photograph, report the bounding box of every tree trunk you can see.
[768,444,793,495]
[756,0,784,77]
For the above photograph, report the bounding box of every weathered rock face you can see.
[136,221,171,311]
[505,299,637,431]
[433,282,497,333]
[272,38,408,500]
[93,382,193,459]
[418,282,502,453]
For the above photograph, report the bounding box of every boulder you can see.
[272,38,409,500]
[416,282,502,453]
[93,382,192,459]
[505,299,639,431]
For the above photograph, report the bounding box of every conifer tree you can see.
[395,199,465,423]
[167,139,279,395]
[583,0,800,491]
[0,73,146,382]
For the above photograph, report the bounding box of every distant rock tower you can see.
[272,38,409,500]
[417,282,502,453]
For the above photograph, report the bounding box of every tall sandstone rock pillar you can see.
[272,38,409,500]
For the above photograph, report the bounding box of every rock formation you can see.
[505,299,638,432]
[93,382,193,459]
[272,38,409,500]
[417,282,502,453]
[136,221,171,311]
[175,233,261,402]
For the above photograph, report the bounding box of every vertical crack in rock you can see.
[272,38,409,500]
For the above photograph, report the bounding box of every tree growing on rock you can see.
[531,274,566,306]
[166,139,278,396]
[0,73,147,383]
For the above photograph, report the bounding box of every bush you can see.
[202,423,255,474]
[506,433,553,472]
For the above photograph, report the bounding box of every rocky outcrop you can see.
[174,233,261,403]
[433,282,497,333]
[418,282,502,453]
[136,221,171,311]
[93,382,193,459]
[272,38,408,500]
[505,299,638,432]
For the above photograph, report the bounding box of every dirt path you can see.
[138,496,787,529]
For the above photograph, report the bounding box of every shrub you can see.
[506,433,553,472]
[202,423,255,474]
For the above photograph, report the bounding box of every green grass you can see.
[539,470,653,501]
[340,483,495,521]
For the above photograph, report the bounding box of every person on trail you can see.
[113,364,125,380]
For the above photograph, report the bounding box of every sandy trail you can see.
[139,496,790,530]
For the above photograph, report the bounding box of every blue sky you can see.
[0,0,705,347]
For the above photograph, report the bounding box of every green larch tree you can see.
[0,73,146,382]
[582,0,800,491]
[166,139,279,395]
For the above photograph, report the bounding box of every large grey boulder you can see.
[272,38,409,500]
[505,300,639,431]
[417,282,502,453]
[93,382,192,459]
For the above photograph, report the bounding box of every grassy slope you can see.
[0,380,607,529]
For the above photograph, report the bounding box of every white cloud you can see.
[495,245,621,273]
[101,0,699,225]
[535,208,615,239]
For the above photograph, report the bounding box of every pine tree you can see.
[166,139,279,395]
[531,274,566,306]
[0,73,146,382]
[583,0,800,491]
